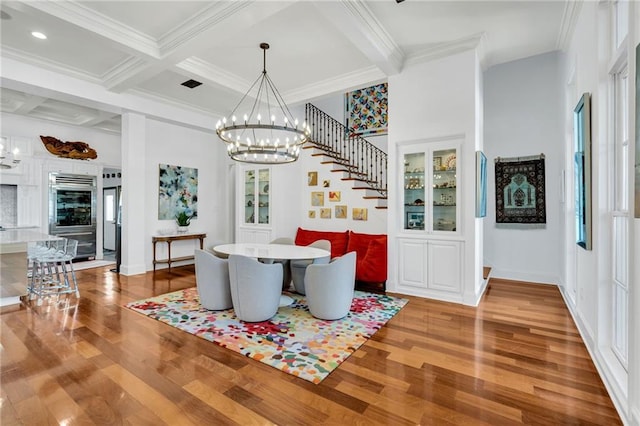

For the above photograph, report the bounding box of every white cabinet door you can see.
[398,239,426,289]
[428,240,461,292]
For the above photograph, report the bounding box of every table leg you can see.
[153,241,157,271]
[167,241,172,271]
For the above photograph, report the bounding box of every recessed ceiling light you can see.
[31,31,47,40]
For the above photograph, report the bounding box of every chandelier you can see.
[216,43,310,164]
[0,143,20,169]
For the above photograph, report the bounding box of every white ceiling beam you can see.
[13,93,47,114]
[79,111,120,127]
[312,0,405,76]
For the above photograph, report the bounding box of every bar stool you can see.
[28,238,79,304]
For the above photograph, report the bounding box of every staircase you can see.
[304,103,387,209]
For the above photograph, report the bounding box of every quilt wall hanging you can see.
[158,164,198,220]
[345,82,388,137]
[495,154,546,224]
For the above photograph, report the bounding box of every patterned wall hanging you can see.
[495,154,546,224]
[158,164,198,220]
[345,83,388,136]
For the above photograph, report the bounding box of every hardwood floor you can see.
[1,266,621,425]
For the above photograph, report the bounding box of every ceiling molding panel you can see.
[22,0,160,58]
[175,57,251,96]
[157,1,253,55]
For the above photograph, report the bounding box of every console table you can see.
[152,233,206,271]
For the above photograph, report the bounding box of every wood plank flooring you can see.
[1,266,621,425]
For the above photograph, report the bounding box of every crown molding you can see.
[405,32,484,67]
[1,47,102,85]
[283,66,385,105]
[556,1,582,50]
[340,0,405,74]
[102,56,151,92]
[23,0,159,58]
[157,1,253,55]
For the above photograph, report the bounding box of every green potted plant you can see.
[175,211,193,233]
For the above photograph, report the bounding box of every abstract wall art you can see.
[158,164,198,220]
[345,83,388,136]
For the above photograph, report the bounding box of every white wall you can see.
[388,49,482,305]
[483,51,564,285]
[559,1,639,423]
[142,118,231,270]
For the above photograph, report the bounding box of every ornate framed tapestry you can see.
[158,164,198,220]
[495,155,546,224]
[345,83,388,136]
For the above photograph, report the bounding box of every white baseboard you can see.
[120,264,146,276]
[490,268,559,285]
[558,286,629,425]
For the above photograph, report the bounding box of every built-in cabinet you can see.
[396,139,463,301]
[236,165,273,243]
[403,144,459,233]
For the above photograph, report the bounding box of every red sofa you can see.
[294,227,387,285]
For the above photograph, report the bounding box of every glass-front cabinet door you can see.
[243,167,270,225]
[432,148,457,232]
[402,144,458,234]
[404,153,426,230]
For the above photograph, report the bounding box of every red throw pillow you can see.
[294,227,349,258]
[356,237,387,283]
[346,231,387,262]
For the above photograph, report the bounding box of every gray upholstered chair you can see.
[194,249,233,310]
[228,254,283,322]
[290,239,331,295]
[260,237,294,291]
[304,251,357,320]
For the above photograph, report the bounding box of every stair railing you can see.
[305,103,387,195]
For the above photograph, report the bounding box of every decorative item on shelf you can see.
[263,183,269,194]
[445,154,456,170]
[215,43,311,164]
[40,135,98,160]
[175,211,192,233]
[0,142,20,169]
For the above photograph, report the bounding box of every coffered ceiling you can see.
[0,1,574,134]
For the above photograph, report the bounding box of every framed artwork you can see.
[495,155,546,224]
[308,171,318,186]
[352,207,368,221]
[635,43,640,218]
[323,179,330,188]
[311,191,324,206]
[158,164,198,220]
[335,205,347,219]
[345,83,388,136]
[574,93,592,249]
[328,191,341,202]
[475,151,487,218]
[308,210,316,219]
[320,208,331,219]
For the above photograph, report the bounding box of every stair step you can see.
[375,206,388,210]
[362,196,387,200]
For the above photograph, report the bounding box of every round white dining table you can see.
[212,243,331,306]
[212,243,330,261]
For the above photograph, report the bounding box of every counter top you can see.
[0,229,60,244]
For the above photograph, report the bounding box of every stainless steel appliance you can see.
[49,172,97,260]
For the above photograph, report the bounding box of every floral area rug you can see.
[125,288,408,384]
